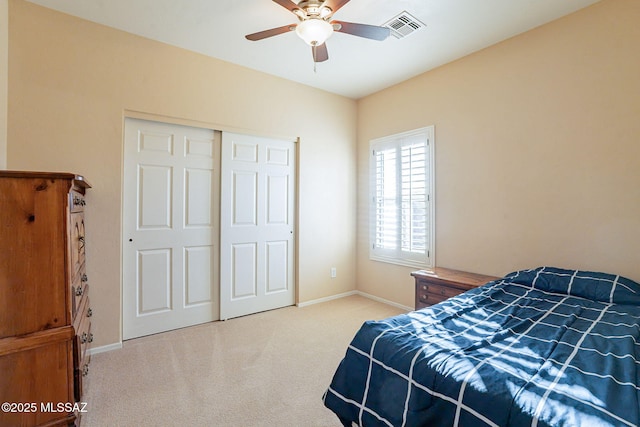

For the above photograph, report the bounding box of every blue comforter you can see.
[323,267,640,427]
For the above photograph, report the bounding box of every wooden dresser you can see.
[0,171,92,426]
[412,267,499,310]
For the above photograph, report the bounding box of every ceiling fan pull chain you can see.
[313,45,317,72]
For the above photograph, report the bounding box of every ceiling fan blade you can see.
[245,24,296,41]
[272,0,301,13]
[323,0,351,14]
[332,20,390,41]
[312,43,329,63]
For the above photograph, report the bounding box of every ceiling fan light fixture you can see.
[295,18,333,46]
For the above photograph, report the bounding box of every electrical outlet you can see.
[331,267,337,278]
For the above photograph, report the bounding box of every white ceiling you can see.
[26,0,600,99]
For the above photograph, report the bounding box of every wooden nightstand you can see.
[412,267,500,310]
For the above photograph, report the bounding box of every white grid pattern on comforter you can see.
[324,267,640,427]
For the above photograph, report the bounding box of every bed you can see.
[323,266,640,427]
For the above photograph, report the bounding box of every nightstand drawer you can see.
[416,290,448,306]
[417,281,465,300]
[412,268,499,310]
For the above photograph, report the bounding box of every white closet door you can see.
[123,118,220,339]
[220,132,296,320]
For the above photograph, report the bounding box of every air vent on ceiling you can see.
[383,11,425,39]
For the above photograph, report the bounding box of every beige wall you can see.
[0,0,7,168]
[8,0,640,347]
[357,0,640,308]
[7,0,358,348]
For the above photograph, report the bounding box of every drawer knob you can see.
[88,333,94,343]
[82,274,88,282]
[75,286,84,297]
[87,308,93,317]
[422,285,428,291]
[81,332,88,344]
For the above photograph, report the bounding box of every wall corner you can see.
[0,0,8,169]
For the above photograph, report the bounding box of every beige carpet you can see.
[81,295,405,427]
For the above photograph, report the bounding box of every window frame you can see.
[369,126,435,269]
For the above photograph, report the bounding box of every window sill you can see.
[369,255,432,270]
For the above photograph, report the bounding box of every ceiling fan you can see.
[245,0,391,63]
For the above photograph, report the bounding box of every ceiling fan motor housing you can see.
[293,1,334,20]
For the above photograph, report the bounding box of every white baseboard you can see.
[355,291,413,312]
[297,290,358,308]
[297,290,413,312]
[88,342,122,355]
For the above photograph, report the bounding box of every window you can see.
[369,126,434,268]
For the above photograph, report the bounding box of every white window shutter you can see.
[370,127,434,268]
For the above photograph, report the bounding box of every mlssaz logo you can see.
[40,402,89,413]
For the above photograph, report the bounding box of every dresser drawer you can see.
[73,291,91,331]
[69,190,87,213]
[74,345,91,403]
[74,335,91,402]
[69,212,86,277]
[74,296,92,363]
[73,296,92,402]
[71,273,89,319]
